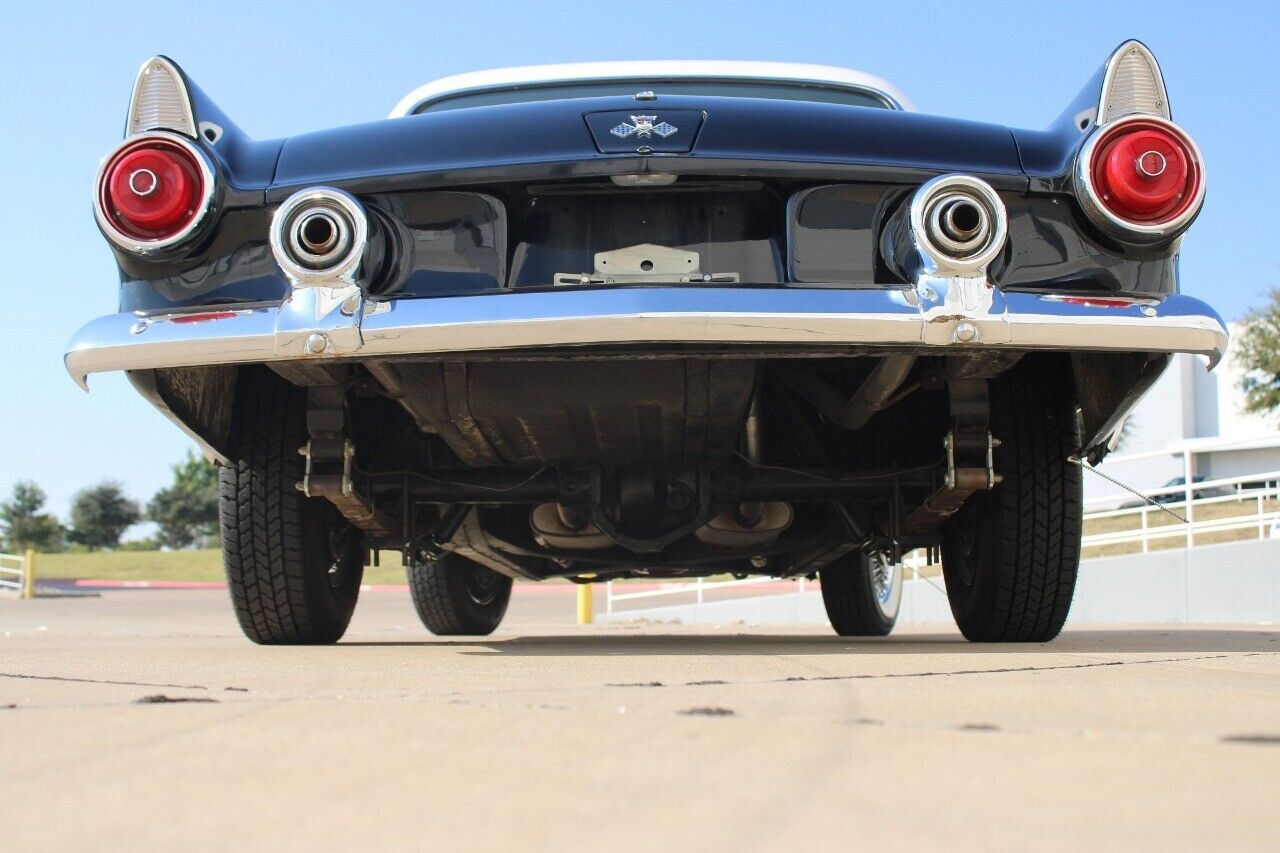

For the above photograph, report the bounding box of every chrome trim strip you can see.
[92,131,217,255]
[65,288,1229,391]
[390,61,913,116]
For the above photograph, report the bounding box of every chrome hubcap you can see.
[870,553,895,604]
[868,552,903,620]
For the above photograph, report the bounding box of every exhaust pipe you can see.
[932,196,987,253]
[294,210,348,259]
[784,354,917,431]
[270,187,370,285]
[923,190,995,260]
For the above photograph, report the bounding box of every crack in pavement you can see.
[0,672,210,691]
[604,652,1278,689]
[765,651,1277,683]
[4,652,1273,708]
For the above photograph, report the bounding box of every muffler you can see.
[530,503,612,550]
[695,502,793,548]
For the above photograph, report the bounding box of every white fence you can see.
[604,469,1280,617]
[0,552,29,595]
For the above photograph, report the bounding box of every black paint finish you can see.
[112,60,1184,312]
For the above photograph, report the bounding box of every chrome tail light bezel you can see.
[93,130,218,255]
[1075,115,1206,243]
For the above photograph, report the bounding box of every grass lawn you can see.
[36,549,410,585]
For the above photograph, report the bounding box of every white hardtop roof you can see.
[389,60,913,117]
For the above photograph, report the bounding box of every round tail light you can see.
[1077,117,1204,242]
[94,132,215,252]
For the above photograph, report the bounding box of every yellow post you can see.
[576,582,593,625]
[22,549,36,600]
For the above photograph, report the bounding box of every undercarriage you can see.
[271,348,1024,579]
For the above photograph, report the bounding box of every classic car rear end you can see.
[67,45,1225,644]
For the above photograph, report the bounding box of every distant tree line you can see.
[1237,286,1280,420]
[0,452,218,553]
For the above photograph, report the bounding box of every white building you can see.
[1087,323,1280,506]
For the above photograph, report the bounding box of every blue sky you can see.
[2,0,1278,522]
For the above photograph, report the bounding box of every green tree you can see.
[68,481,140,550]
[1237,287,1280,420]
[0,481,63,552]
[147,452,219,549]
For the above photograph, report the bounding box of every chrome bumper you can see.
[65,286,1229,389]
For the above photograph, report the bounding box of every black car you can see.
[67,44,1226,645]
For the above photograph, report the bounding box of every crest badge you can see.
[610,115,679,139]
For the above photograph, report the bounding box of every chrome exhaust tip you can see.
[270,187,369,285]
[901,174,1008,277]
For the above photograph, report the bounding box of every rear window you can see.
[414,80,893,113]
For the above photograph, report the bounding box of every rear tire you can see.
[820,552,903,636]
[941,356,1082,642]
[219,370,365,645]
[407,554,513,636]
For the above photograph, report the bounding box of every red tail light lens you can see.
[1078,117,1204,239]
[95,132,214,250]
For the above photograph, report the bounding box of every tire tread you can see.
[219,370,359,644]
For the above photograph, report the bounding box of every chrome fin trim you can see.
[1098,40,1171,125]
[126,56,198,138]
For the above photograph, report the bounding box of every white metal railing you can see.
[604,550,935,615]
[602,469,1279,616]
[1084,469,1280,511]
[1080,470,1280,552]
[605,575,811,616]
[0,552,27,594]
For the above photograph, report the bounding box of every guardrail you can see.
[0,551,33,598]
[602,470,1279,618]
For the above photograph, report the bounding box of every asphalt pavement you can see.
[2,587,1278,851]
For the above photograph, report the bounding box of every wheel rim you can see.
[323,514,360,592]
[951,499,981,588]
[868,552,904,620]
[461,562,502,606]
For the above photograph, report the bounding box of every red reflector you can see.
[1056,297,1138,309]
[99,138,206,240]
[1089,119,1201,225]
[169,311,238,324]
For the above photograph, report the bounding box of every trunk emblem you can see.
[610,115,678,139]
